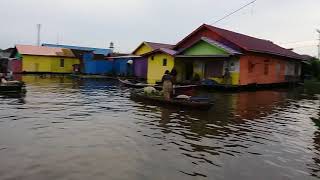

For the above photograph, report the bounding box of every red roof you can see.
[16,45,75,57]
[175,24,304,60]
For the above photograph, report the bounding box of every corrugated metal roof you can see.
[145,42,174,50]
[132,41,174,55]
[204,24,304,60]
[142,48,177,57]
[175,24,305,60]
[16,45,75,57]
[159,48,177,56]
[107,55,140,59]
[42,44,112,56]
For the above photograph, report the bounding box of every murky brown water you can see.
[0,75,320,180]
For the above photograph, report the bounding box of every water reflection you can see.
[0,92,26,104]
[310,103,320,178]
[133,89,320,179]
[0,75,319,180]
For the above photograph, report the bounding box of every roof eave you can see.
[142,49,176,57]
[246,49,305,61]
[176,55,231,58]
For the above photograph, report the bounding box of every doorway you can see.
[34,63,39,72]
[185,62,193,80]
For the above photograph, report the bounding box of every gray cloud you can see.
[1,0,319,56]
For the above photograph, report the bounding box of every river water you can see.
[0,75,319,180]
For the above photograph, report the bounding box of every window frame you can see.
[162,58,167,66]
[264,63,269,75]
[248,61,254,73]
[60,58,65,68]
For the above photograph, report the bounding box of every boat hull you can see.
[0,82,26,93]
[130,92,213,110]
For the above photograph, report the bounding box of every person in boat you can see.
[0,73,7,84]
[162,70,173,100]
[223,67,231,85]
[6,71,13,81]
[170,68,177,84]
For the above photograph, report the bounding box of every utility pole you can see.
[317,29,320,59]
[36,24,41,46]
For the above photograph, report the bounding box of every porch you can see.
[174,55,240,85]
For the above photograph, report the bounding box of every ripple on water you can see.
[0,76,320,179]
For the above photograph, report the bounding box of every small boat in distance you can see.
[130,91,213,110]
[0,81,26,93]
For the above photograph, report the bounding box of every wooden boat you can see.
[130,91,213,110]
[118,78,156,88]
[70,74,117,79]
[119,78,200,91]
[0,81,26,93]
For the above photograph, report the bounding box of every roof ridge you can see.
[203,24,273,43]
[145,41,173,46]
[42,43,109,50]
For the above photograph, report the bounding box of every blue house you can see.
[82,53,113,75]
[42,44,113,75]
[107,55,138,77]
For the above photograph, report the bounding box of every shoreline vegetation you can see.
[303,57,320,81]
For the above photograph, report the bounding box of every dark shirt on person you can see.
[171,69,177,77]
[162,74,172,82]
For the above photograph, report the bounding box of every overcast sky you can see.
[1,0,319,56]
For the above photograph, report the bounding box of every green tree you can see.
[309,57,320,80]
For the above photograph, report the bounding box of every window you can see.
[205,61,224,77]
[248,61,254,73]
[163,58,167,66]
[276,63,281,77]
[264,64,269,75]
[229,62,235,71]
[60,59,65,67]
[294,63,300,76]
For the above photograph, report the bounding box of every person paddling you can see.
[162,70,173,100]
[0,73,7,84]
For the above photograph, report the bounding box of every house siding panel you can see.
[113,58,134,76]
[147,53,174,84]
[82,53,113,75]
[133,57,147,79]
[183,41,229,56]
[239,53,296,85]
[22,55,79,73]
[175,27,241,52]
[133,44,153,56]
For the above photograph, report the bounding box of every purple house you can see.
[132,41,174,80]
[133,57,148,79]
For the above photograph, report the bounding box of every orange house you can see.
[174,24,304,86]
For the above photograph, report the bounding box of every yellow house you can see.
[15,45,79,73]
[132,41,174,80]
[144,48,176,84]
[132,41,173,56]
